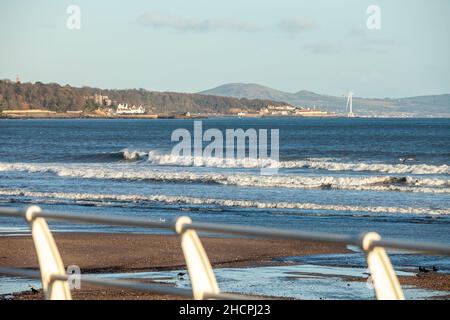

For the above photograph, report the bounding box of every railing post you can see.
[25,206,72,300]
[175,216,220,300]
[361,232,404,300]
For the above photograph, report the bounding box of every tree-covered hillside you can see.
[0,80,287,114]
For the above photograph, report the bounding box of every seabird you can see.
[419,266,429,273]
[399,155,416,164]
[30,286,39,294]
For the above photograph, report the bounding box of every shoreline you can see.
[1,233,449,300]
[2,115,450,120]
[0,114,217,120]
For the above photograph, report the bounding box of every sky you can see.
[0,0,449,98]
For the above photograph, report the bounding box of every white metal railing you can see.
[0,205,449,300]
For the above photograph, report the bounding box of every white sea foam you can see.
[47,146,450,175]
[144,150,450,175]
[282,160,450,175]
[148,151,279,168]
[0,188,448,216]
[1,163,449,193]
[120,149,148,161]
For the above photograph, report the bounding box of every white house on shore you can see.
[116,104,146,115]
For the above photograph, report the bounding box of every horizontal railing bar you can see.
[0,207,449,256]
[0,267,191,297]
[187,222,450,256]
[0,207,24,218]
[373,239,450,256]
[0,207,357,244]
[0,267,255,300]
[187,221,358,245]
[56,275,194,298]
[67,276,256,300]
[36,211,175,230]
[0,208,175,230]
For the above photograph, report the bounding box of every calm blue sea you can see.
[0,118,449,244]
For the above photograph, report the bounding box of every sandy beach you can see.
[1,233,346,300]
[1,233,448,300]
[0,233,348,272]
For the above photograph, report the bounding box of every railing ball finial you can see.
[25,205,42,222]
[175,216,192,234]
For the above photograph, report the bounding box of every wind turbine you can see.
[345,90,356,118]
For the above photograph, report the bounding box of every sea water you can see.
[0,117,449,297]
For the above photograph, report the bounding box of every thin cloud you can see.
[136,12,260,32]
[278,17,318,34]
[301,43,340,55]
[347,27,404,52]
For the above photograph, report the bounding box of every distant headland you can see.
[1,79,449,118]
[0,79,296,119]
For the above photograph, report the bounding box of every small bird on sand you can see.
[432,266,438,272]
[418,266,429,273]
[29,286,39,294]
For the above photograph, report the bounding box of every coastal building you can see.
[267,104,296,112]
[294,109,330,117]
[257,104,333,117]
[260,104,296,115]
[116,103,146,115]
[237,112,261,118]
[93,94,112,107]
[104,98,112,107]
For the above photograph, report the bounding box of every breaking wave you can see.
[144,150,450,175]
[73,149,148,162]
[121,149,148,161]
[68,148,450,175]
[0,163,449,194]
[0,188,448,216]
[282,160,450,175]
[147,151,279,168]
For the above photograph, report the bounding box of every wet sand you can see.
[1,233,448,300]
